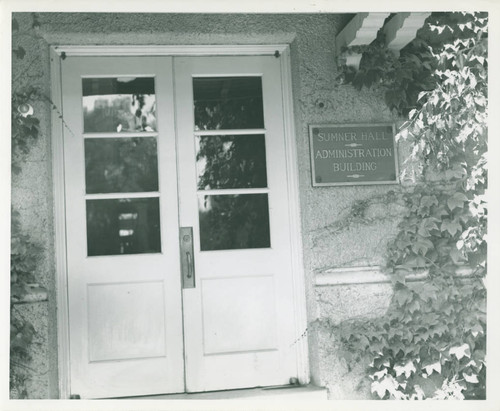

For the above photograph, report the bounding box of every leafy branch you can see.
[329,12,487,400]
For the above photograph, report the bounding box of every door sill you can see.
[122,384,327,400]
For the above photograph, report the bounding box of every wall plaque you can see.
[309,123,399,186]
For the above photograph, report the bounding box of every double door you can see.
[61,55,299,398]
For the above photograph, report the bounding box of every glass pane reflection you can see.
[196,135,267,190]
[82,77,157,133]
[193,77,264,130]
[85,137,159,194]
[86,198,161,256]
[198,194,270,251]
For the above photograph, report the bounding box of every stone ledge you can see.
[11,284,48,304]
[315,265,478,287]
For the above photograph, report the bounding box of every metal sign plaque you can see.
[309,123,399,186]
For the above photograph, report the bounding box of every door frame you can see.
[50,44,308,399]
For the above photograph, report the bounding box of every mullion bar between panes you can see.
[83,132,159,139]
[197,188,269,195]
[194,129,266,136]
[85,192,160,200]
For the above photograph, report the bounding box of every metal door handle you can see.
[180,227,195,288]
[186,251,193,279]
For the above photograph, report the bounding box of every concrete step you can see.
[126,384,327,400]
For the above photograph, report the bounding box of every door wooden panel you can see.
[87,281,167,362]
[200,275,278,355]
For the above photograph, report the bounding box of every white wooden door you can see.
[61,54,299,398]
[61,57,185,399]
[175,56,299,392]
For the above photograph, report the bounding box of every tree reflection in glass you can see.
[193,76,271,251]
[196,134,267,190]
[86,198,161,256]
[82,77,157,133]
[85,137,159,194]
[193,77,264,130]
[198,194,270,251]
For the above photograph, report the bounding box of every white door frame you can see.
[50,44,308,399]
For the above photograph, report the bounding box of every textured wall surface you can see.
[11,12,405,399]
[11,13,58,399]
[10,302,50,399]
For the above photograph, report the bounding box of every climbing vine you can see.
[332,12,487,399]
[12,86,42,174]
[10,210,42,398]
[9,11,488,400]
[10,13,44,398]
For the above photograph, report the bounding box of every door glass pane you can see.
[198,194,270,251]
[196,134,267,190]
[193,77,264,130]
[86,198,161,256]
[82,77,157,133]
[85,137,158,194]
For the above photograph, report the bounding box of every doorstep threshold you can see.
[124,384,327,400]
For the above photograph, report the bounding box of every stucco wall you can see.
[11,12,405,399]
[10,301,51,398]
[11,14,58,399]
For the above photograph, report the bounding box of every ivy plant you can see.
[12,86,41,174]
[10,14,44,398]
[10,210,42,398]
[332,12,487,400]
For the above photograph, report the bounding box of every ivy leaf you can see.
[444,164,466,179]
[431,323,449,337]
[447,192,469,211]
[463,371,479,384]
[470,323,484,337]
[372,368,388,380]
[423,361,442,376]
[449,247,465,264]
[395,287,413,306]
[441,218,462,236]
[449,343,471,360]
[472,349,486,366]
[354,335,370,350]
[369,338,386,353]
[418,218,440,237]
[406,299,421,314]
[464,359,478,370]
[417,91,428,102]
[413,375,439,398]
[433,205,449,218]
[394,360,416,378]
[420,195,439,209]
[371,374,399,398]
[419,283,438,302]
[412,237,434,255]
